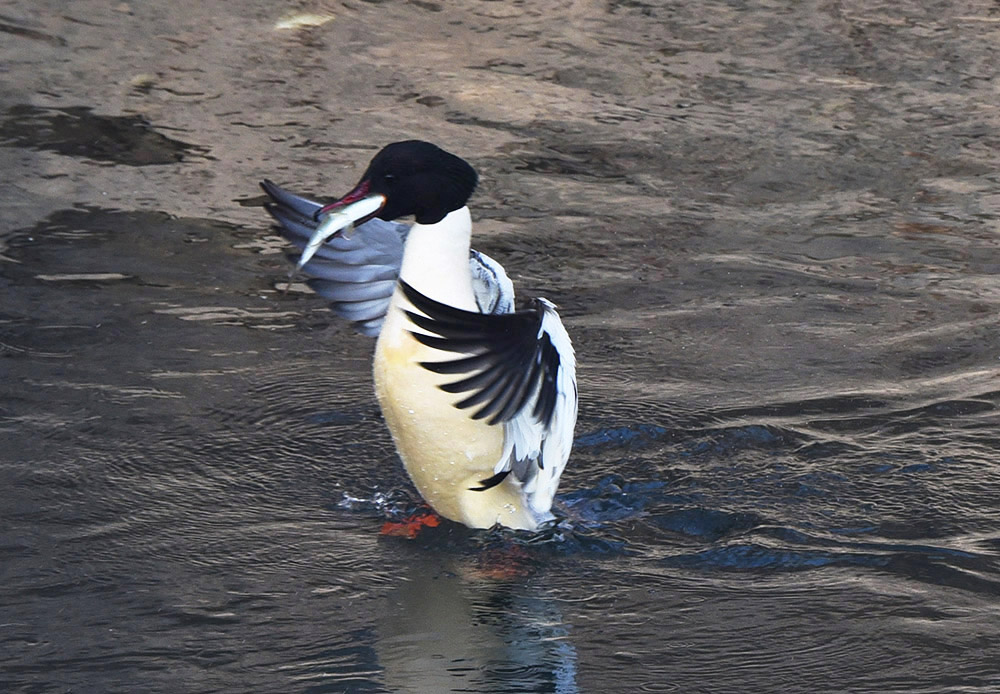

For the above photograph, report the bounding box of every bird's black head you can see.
[317,141,477,225]
[363,141,477,224]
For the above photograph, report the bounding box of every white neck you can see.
[398,206,477,311]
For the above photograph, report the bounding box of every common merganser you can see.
[260,141,577,531]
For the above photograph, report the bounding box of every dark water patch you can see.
[806,395,1000,438]
[0,104,208,165]
[881,554,1000,596]
[660,542,891,572]
[760,525,981,562]
[684,424,803,457]
[560,474,678,525]
[2,205,276,311]
[714,394,890,422]
[521,524,629,557]
[574,423,668,449]
[647,507,762,542]
[794,439,864,460]
[303,409,370,425]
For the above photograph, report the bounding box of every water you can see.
[3,0,1000,691]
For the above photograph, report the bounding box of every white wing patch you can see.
[470,250,515,315]
[500,301,577,516]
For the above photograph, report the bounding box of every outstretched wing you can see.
[400,280,577,516]
[261,180,514,334]
[261,179,409,336]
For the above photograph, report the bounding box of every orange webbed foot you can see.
[380,510,442,538]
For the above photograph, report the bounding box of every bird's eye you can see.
[383,173,396,185]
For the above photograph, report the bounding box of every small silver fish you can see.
[296,195,384,270]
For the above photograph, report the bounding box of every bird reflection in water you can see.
[376,550,579,694]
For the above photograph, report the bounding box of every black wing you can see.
[400,280,561,428]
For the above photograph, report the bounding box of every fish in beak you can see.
[294,181,386,270]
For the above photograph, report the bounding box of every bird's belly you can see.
[373,329,537,529]
[373,331,499,505]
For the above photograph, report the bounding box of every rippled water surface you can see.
[3,1,1000,692]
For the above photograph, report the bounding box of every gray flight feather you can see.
[261,180,513,335]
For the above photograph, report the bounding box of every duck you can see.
[260,140,577,531]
